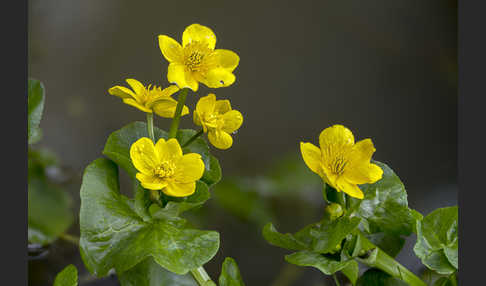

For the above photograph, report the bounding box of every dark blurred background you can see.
[28,0,457,285]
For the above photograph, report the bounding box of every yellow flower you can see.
[194,94,243,150]
[158,23,240,91]
[130,137,205,197]
[300,125,383,199]
[108,79,189,118]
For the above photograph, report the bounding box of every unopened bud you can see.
[324,203,344,221]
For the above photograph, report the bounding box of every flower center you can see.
[154,161,175,178]
[329,156,347,175]
[204,113,224,129]
[183,42,217,74]
[185,51,204,72]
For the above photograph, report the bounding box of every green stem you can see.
[357,234,427,286]
[183,129,204,147]
[332,273,341,286]
[146,112,155,142]
[168,88,189,139]
[337,191,346,210]
[190,266,216,286]
[59,233,79,246]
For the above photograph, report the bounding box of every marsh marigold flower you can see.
[130,137,205,197]
[300,125,383,199]
[158,23,239,91]
[108,79,189,118]
[194,94,243,150]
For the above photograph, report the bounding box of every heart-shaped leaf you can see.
[79,158,220,276]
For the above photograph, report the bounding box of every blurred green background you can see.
[28,0,457,285]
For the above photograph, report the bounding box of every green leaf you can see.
[102,121,168,177]
[285,250,352,275]
[352,161,415,236]
[28,156,73,245]
[413,206,458,274]
[356,268,407,286]
[201,154,222,187]
[310,216,361,254]
[366,232,405,258]
[134,181,152,222]
[341,260,359,285]
[28,79,45,144]
[118,257,197,286]
[53,264,78,286]
[262,223,309,251]
[79,158,220,276]
[219,257,246,286]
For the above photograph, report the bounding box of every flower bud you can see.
[324,203,344,221]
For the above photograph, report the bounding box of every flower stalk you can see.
[357,234,427,286]
[168,88,189,138]
[190,266,216,286]
[146,112,155,142]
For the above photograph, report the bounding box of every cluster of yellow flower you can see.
[108,24,383,200]
[108,24,243,197]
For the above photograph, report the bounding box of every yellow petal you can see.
[213,49,240,72]
[196,94,216,115]
[344,139,383,184]
[174,153,205,183]
[122,98,152,113]
[130,137,159,175]
[182,23,217,50]
[300,142,323,176]
[125,79,146,97]
[201,68,236,88]
[153,99,189,118]
[163,181,196,197]
[319,124,355,153]
[336,178,364,199]
[108,86,136,99]
[158,35,183,63]
[214,99,231,114]
[155,138,183,161]
[136,173,167,190]
[222,110,243,134]
[167,63,199,91]
[208,130,233,150]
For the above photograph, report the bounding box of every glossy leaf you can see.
[262,223,309,251]
[414,206,458,274]
[285,250,352,275]
[201,154,222,187]
[356,268,407,286]
[79,158,220,276]
[118,257,197,286]
[53,264,78,286]
[310,216,361,253]
[28,79,45,144]
[219,257,246,286]
[352,161,415,236]
[341,260,359,285]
